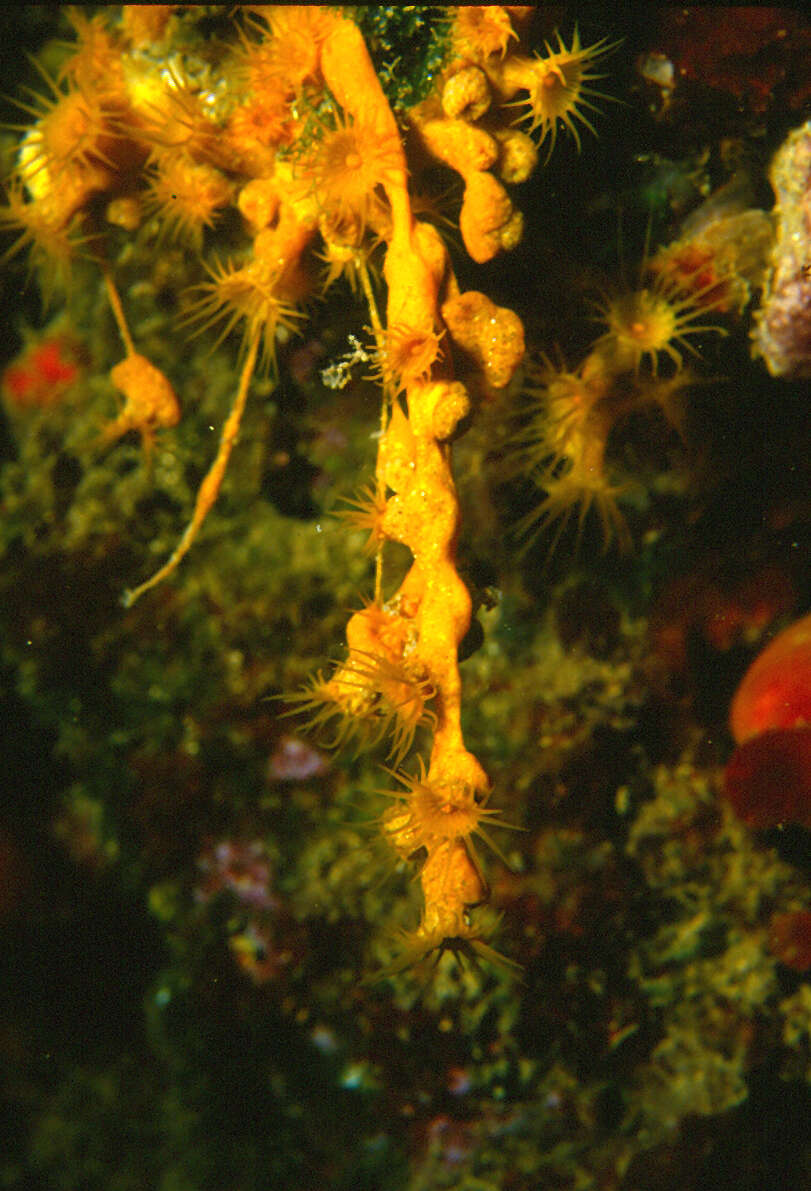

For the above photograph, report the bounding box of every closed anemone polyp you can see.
[377,323,443,393]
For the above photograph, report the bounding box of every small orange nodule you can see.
[104,354,180,451]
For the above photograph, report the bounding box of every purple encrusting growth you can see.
[752,119,811,378]
[195,839,278,910]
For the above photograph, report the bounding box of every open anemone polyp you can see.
[375,322,445,395]
[380,764,516,864]
[516,448,632,556]
[301,108,403,239]
[503,28,621,157]
[333,484,388,554]
[180,253,305,368]
[507,353,607,476]
[285,649,436,765]
[592,272,727,376]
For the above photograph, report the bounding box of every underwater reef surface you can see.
[1,7,810,1190]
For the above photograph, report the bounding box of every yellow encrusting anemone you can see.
[3,5,628,978]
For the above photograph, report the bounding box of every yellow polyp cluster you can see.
[288,599,438,766]
[284,650,435,765]
[405,14,619,268]
[510,249,729,554]
[443,13,620,159]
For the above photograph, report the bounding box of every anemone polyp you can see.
[0,169,95,305]
[505,28,620,157]
[592,273,727,375]
[375,322,444,395]
[333,483,388,554]
[302,110,402,237]
[180,254,304,367]
[284,648,436,765]
[452,6,519,61]
[10,73,120,186]
[380,763,515,862]
[144,155,233,247]
[515,446,631,557]
[507,352,607,478]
